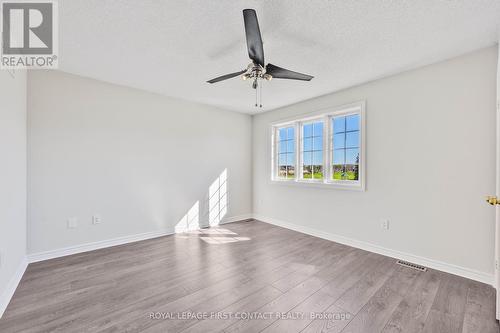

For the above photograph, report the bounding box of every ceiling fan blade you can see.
[266,63,314,81]
[243,9,265,67]
[207,70,246,84]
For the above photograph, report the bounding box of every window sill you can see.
[269,178,365,191]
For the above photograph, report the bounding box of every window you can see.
[271,101,365,190]
[301,121,323,180]
[276,126,295,179]
[332,114,360,181]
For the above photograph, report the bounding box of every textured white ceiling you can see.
[59,0,500,113]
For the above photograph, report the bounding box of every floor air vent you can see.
[396,260,427,272]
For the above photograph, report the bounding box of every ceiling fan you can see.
[207,9,314,108]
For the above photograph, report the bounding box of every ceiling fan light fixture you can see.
[263,74,272,81]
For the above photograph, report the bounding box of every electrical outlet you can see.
[67,217,78,229]
[380,218,390,230]
[92,215,102,225]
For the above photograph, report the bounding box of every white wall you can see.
[0,70,27,316]
[28,71,252,254]
[253,46,497,277]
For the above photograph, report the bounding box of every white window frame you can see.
[271,122,297,181]
[298,117,326,183]
[270,101,366,191]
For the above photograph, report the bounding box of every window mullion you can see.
[344,117,347,180]
[323,115,329,183]
[295,122,299,181]
[296,121,301,181]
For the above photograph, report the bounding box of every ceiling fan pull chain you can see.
[259,81,263,108]
[255,83,258,107]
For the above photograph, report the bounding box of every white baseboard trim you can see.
[27,215,254,264]
[27,228,174,263]
[0,257,28,319]
[254,214,494,286]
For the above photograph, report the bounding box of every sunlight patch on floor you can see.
[176,226,251,244]
[200,236,251,244]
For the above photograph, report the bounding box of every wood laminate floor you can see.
[0,220,498,332]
